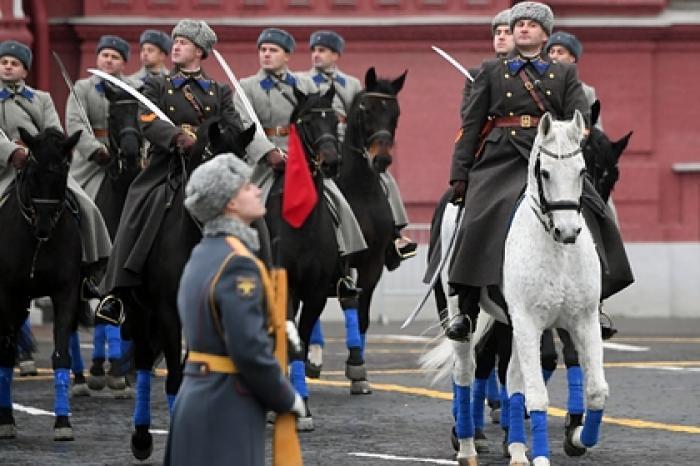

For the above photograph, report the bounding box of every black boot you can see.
[80,276,102,302]
[385,228,417,271]
[95,295,124,326]
[445,285,480,342]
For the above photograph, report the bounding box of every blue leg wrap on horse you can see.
[167,394,176,415]
[0,367,13,408]
[17,319,34,354]
[310,320,325,346]
[500,386,510,428]
[360,333,367,360]
[471,377,487,430]
[121,339,133,359]
[530,410,550,459]
[290,360,309,399]
[105,325,121,360]
[455,384,474,439]
[54,369,70,417]
[92,324,106,360]
[542,368,554,384]
[581,409,604,447]
[566,365,585,415]
[343,308,362,350]
[486,369,499,402]
[69,332,84,374]
[134,370,151,426]
[452,382,458,421]
[508,393,526,444]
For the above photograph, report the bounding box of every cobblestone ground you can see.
[1,319,699,465]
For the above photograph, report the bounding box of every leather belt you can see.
[186,351,238,375]
[264,126,290,137]
[92,128,108,138]
[494,115,539,129]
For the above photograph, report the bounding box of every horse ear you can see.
[293,86,307,106]
[103,82,116,101]
[241,124,256,149]
[590,100,601,128]
[611,131,633,161]
[365,67,377,90]
[17,127,35,148]
[208,120,222,147]
[390,70,408,95]
[570,109,586,140]
[322,84,335,103]
[538,112,553,138]
[63,130,83,152]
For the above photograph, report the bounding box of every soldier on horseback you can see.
[445,1,634,341]
[128,30,172,86]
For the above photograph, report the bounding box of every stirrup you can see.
[80,277,102,302]
[599,309,617,340]
[95,295,125,326]
[394,236,417,259]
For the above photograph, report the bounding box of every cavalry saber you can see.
[431,46,475,83]
[86,68,174,126]
[53,52,95,138]
[401,204,464,329]
[212,49,265,139]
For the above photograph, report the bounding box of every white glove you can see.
[290,392,306,418]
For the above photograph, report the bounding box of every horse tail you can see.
[419,336,455,385]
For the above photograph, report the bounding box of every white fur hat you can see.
[172,19,217,58]
[509,2,554,36]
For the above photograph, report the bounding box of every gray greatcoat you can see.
[66,73,142,200]
[128,65,169,87]
[449,53,633,299]
[234,68,367,255]
[0,80,111,265]
[165,232,296,466]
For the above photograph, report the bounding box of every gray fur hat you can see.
[140,29,173,54]
[257,28,295,53]
[310,30,345,54]
[96,35,130,62]
[491,9,511,35]
[172,19,217,58]
[509,1,554,36]
[184,154,252,224]
[546,31,583,61]
[0,40,32,70]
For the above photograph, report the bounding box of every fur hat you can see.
[546,31,583,61]
[172,19,217,58]
[0,40,32,70]
[96,35,130,62]
[491,9,511,35]
[257,28,295,53]
[184,154,252,224]
[509,1,554,36]
[140,29,173,55]
[309,30,345,54]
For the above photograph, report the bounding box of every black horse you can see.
[264,86,341,430]
[0,128,82,440]
[126,117,255,460]
[334,67,407,389]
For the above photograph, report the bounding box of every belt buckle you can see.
[276,126,284,136]
[521,115,531,128]
[181,124,198,142]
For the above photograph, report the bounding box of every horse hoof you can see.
[564,414,586,457]
[490,407,501,424]
[106,375,126,390]
[474,428,489,453]
[19,360,38,377]
[345,363,367,381]
[53,416,74,441]
[87,375,105,390]
[532,457,550,466]
[457,457,478,466]
[131,429,153,460]
[350,380,372,395]
[71,382,90,397]
[305,361,322,379]
[0,423,16,439]
[296,416,314,432]
[450,426,459,452]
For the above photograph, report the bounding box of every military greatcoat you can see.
[449,52,633,299]
[66,74,142,200]
[101,68,244,292]
[165,233,296,466]
[0,80,111,265]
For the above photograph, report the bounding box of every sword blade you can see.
[212,49,265,138]
[431,46,474,83]
[52,51,95,138]
[401,204,464,329]
[86,68,174,126]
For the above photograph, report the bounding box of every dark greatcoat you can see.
[448,52,633,299]
[101,68,244,292]
[164,234,296,466]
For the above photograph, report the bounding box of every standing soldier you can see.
[165,153,304,466]
[66,34,139,395]
[446,1,633,341]
[129,29,172,86]
[0,40,112,385]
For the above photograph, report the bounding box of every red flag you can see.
[282,124,318,228]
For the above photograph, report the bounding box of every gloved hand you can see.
[90,147,111,166]
[450,180,467,205]
[173,132,195,155]
[9,148,28,170]
[286,320,304,361]
[290,392,306,418]
[266,148,286,172]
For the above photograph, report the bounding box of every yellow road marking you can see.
[324,336,700,345]
[308,379,700,435]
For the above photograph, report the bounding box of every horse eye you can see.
[541,169,550,180]
[580,168,587,177]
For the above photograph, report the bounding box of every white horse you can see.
[422,110,607,466]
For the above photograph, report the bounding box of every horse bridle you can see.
[108,99,143,177]
[530,145,584,233]
[295,106,338,175]
[350,92,397,163]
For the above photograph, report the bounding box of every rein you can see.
[347,91,397,165]
[295,106,338,176]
